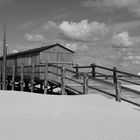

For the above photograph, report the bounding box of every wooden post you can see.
[24,81,29,91]
[61,65,66,95]
[113,67,117,84]
[2,24,7,90]
[11,65,15,90]
[90,63,96,78]
[83,73,88,94]
[40,82,43,92]
[75,64,79,79]
[7,79,10,90]
[0,67,2,90]
[31,63,35,92]
[115,82,121,102]
[20,64,24,91]
[44,61,48,94]
[113,67,121,102]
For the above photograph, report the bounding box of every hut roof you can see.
[0,43,75,59]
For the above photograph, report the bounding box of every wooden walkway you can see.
[50,76,140,106]
[2,62,140,107]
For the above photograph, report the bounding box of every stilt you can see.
[20,64,24,91]
[49,83,53,94]
[16,81,21,91]
[12,65,15,90]
[83,73,88,94]
[7,79,11,90]
[0,67,2,90]
[31,63,35,93]
[24,81,29,91]
[44,61,48,94]
[115,82,121,102]
[40,82,43,92]
[2,23,8,90]
[61,65,66,95]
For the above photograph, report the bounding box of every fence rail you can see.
[0,62,140,106]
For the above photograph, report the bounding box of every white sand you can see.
[0,90,140,140]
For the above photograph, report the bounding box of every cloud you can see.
[112,32,133,47]
[25,20,140,48]
[112,20,140,34]
[65,43,88,51]
[42,20,140,42]
[65,43,78,51]
[23,19,140,73]
[59,20,109,41]
[82,0,138,8]
[43,21,58,31]
[41,21,63,39]
[19,21,39,29]
[37,20,109,42]
[82,0,140,16]
[111,31,140,68]
[25,34,46,42]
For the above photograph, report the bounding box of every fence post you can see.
[0,67,2,90]
[61,65,66,95]
[12,65,15,90]
[113,67,117,84]
[83,73,88,94]
[115,82,121,102]
[75,64,79,79]
[113,67,121,102]
[31,63,35,92]
[90,63,96,78]
[44,61,48,94]
[20,64,24,91]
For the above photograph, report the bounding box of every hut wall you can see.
[0,44,74,80]
[7,58,16,77]
[12,52,40,79]
[39,45,73,79]
[16,53,39,66]
[40,45,73,63]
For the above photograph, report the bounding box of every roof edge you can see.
[0,43,75,59]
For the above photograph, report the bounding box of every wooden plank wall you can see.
[40,45,73,79]
[5,52,40,79]
[0,45,74,80]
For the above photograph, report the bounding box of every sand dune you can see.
[0,91,139,140]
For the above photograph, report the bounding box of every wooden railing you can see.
[73,63,140,106]
[1,62,140,106]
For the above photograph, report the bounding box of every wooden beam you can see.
[113,67,121,102]
[11,65,15,90]
[115,82,121,102]
[31,63,35,92]
[75,64,79,79]
[0,67,2,90]
[83,73,88,94]
[61,65,66,95]
[2,23,7,90]
[113,67,117,84]
[20,64,24,91]
[44,61,48,94]
[90,63,96,78]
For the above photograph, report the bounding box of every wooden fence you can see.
[0,62,140,106]
[74,63,140,106]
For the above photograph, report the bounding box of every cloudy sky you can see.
[1,0,140,72]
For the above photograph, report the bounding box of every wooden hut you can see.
[0,43,74,80]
